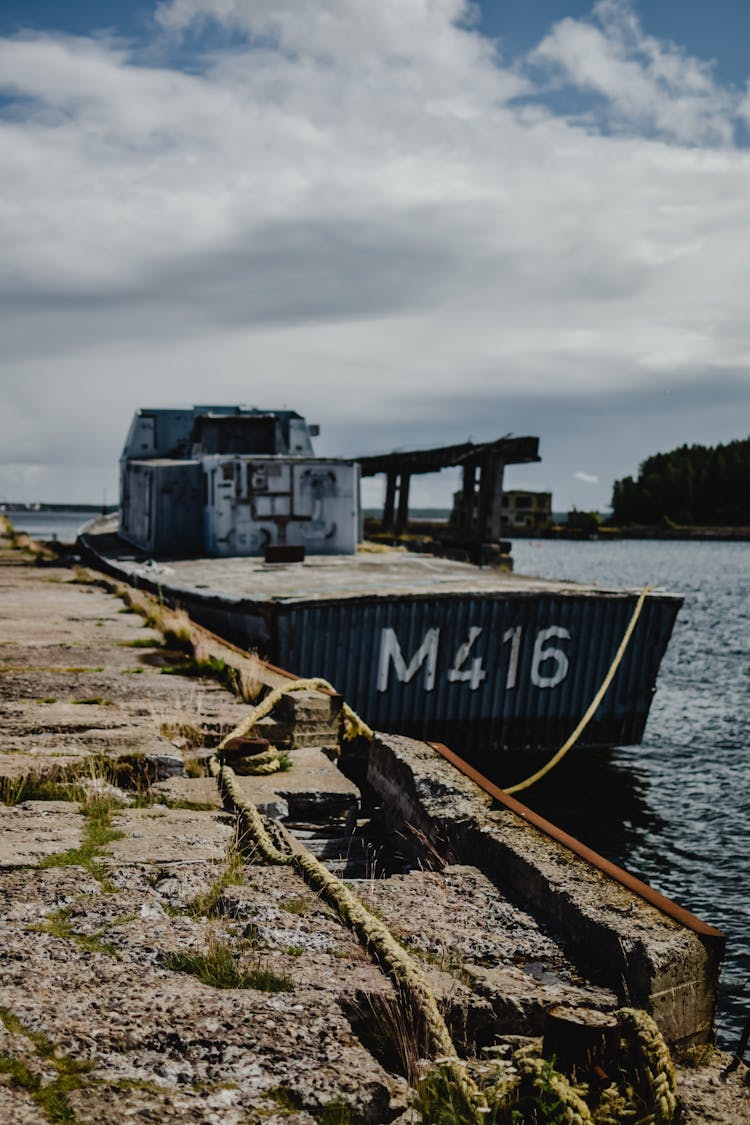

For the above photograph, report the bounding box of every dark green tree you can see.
[611,438,750,526]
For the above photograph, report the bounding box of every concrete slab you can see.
[104,808,235,864]
[235,745,360,821]
[0,801,83,866]
[368,733,724,1048]
[151,776,224,810]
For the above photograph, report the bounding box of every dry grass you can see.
[0,770,85,806]
[359,990,425,1086]
[236,652,263,703]
[150,689,206,749]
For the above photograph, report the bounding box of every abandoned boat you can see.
[80,405,682,755]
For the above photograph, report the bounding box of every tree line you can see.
[611,437,750,527]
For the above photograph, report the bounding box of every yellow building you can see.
[501,490,552,530]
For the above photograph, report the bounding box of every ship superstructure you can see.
[120,406,359,557]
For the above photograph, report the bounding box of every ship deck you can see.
[81,517,678,606]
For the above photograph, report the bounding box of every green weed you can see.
[31,907,119,959]
[507,1056,569,1124]
[281,896,311,916]
[186,850,245,918]
[0,1006,94,1122]
[317,1101,357,1125]
[161,654,240,696]
[164,933,293,992]
[270,1086,304,1113]
[39,792,125,886]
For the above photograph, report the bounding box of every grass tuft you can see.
[0,1007,94,1122]
[39,790,125,886]
[184,757,208,779]
[0,772,85,807]
[281,896,312,916]
[164,933,293,992]
[31,907,120,959]
[187,849,246,918]
[317,1101,357,1125]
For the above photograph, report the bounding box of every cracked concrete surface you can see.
[0,532,746,1122]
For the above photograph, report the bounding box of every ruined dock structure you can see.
[0,521,746,1123]
[359,434,540,565]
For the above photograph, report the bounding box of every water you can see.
[505,538,749,1047]
[5,509,97,542]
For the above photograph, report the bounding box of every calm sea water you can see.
[507,538,749,1048]
[6,510,96,542]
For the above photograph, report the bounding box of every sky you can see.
[1,1,749,512]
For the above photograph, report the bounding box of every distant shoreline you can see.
[0,504,117,514]
[6,506,749,542]
[365,515,750,543]
[504,526,750,542]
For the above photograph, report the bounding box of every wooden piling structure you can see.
[358,435,540,543]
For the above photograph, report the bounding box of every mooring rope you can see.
[208,752,484,1111]
[209,695,676,1124]
[504,585,653,795]
[215,676,374,754]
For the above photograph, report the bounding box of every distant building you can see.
[501,490,552,530]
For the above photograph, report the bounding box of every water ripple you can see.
[509,539,750,1048]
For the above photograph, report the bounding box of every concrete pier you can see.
[0,524,747,1123]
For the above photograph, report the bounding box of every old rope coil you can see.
[236,746,283,775]
[501,1007,676,1125]
[505,584,653,795]
[216,676,373,761]
[511,1046,593,1124]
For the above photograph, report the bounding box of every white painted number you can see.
[447,627,486,691]
[377,627,440,692]
[376,624,571,693]
[530,626,571,689]
[502,625,522,690]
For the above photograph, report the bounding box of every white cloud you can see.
[0,0,748,504]
[531,0,736,144]
[574,471,599,484]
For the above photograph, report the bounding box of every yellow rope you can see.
[234,746,283,775]
[209,752,484,1113]
[504,585,653,795]
[216,676,374,752]
[511,1048,593,1124]
[617,1007,677,1124]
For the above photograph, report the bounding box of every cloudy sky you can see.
[1,0,749,511]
